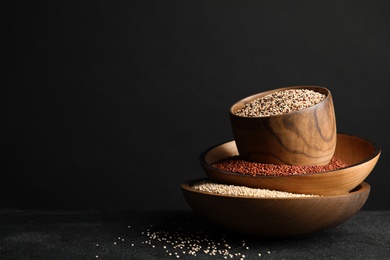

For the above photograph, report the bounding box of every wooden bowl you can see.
[182,178,370,237]
[230,86,336,165]
[200,133,380,195]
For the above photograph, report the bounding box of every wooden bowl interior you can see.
[181,178,370,237]
[333,134,376,165]
[201,134,380,195]
[205,134,379,168]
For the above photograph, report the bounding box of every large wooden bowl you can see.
[230,86,336,165]
[200,134,380,195]
[182,179,370,237]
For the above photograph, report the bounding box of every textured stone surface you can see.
[0,210,389,259]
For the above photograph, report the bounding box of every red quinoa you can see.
[212,156,347,176]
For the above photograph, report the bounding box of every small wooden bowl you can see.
[182,178,370,237]
[230,86,336,165]
[200,134,380,195]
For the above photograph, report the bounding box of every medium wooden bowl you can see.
[182,178,370,237]
[230,86,336,165]
[200,134,380,195]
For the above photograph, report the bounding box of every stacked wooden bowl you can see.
[182,86,381,237]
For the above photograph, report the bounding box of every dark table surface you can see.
[1,210,389,259]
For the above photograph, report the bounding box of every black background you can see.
[2,1,389,210]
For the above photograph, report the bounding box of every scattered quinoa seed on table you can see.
[94,220,272,258]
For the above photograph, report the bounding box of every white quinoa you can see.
[192,180,319,197]
[234,88,326,117]
[96,219,274,258]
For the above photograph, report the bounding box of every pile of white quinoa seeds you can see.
[192,180,319,198]
[234,88,326,117]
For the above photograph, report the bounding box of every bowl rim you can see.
[229,85,332,118]
[199,133,381,178]
[182,178,370,200]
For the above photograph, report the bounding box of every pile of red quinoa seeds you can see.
[212,156,347,177]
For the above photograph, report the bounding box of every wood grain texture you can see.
[230,86,336,166]
[181,179,370,237]
[200,134,380,195]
